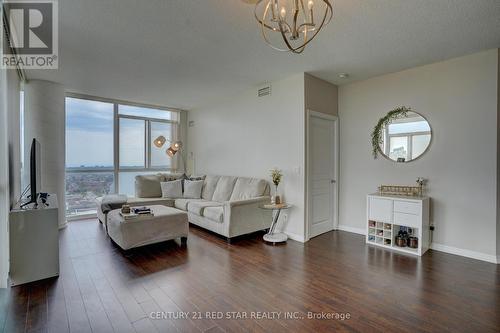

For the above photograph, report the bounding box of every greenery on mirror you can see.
[371,106,412,159]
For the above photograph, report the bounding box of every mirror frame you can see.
[377,111,433,163]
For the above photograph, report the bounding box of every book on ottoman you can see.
[119,207,154,220]
[133,207,152,215]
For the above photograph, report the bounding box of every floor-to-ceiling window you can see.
[65,95,180,218]
[117,104,177,196]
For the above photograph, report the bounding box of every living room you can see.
[1,1,499,332]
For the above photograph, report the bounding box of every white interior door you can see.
[308,113,337,239]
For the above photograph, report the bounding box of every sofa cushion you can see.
[203,206,224,223]
[229,177,268,201]
[183,180,204,199]
[212,176,237,202]
[135,174,164,198]
[174,198,204,211]
[160,179,183,198]
[201,175,220,200]
[188,201,222,216]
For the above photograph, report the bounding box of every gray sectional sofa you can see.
[96,173,272,240]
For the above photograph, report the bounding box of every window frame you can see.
[65,93,182,218]
[384,129,431,160]
[117,113,178,171]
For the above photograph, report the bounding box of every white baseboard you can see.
[335,225,498,264]
[430,243,498,264]
[336,224,366,235]
[285,231,305,243]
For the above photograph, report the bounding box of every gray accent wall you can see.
[304,73,338,116]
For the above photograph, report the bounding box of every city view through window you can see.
[65,97,179,217]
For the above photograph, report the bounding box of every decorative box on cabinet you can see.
[367,194,430,256]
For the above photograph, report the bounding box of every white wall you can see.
[497,50,500,260]
[0,66,20,287]
[7,70,21,207]
[187,74,306,241]
[24,80,66,228]
[0,69,9,288]
[339,49,498,262]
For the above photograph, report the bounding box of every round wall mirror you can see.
[378,111,432,163]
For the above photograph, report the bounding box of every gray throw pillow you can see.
[160,179,183,198]
[183,180,204,199]
[135,174,164,198]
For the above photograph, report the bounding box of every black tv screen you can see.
[29,138,41,204]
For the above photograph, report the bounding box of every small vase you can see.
[274,185,281,204]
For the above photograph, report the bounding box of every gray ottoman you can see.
[107,205,188,250]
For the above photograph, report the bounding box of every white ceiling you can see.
[27,0,500,110]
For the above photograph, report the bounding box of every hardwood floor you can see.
[1,219,499,333]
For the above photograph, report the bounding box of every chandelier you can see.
[252,0,333,54]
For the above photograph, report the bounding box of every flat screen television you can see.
[21,138,41,207]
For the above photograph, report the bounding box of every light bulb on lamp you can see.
[171,141,183,151]
[153,135,166,148]
[308,0,314,10]
[166,147,176,157]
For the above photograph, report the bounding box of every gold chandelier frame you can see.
[254,0,333,54]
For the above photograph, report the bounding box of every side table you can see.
[259,204,292,244]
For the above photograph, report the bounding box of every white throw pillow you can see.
[183,180,204,199]
[160,179,183,198]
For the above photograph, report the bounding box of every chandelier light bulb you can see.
[280,7,286,19]
[308,0,314,10]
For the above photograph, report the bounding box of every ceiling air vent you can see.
[258,84,271,97]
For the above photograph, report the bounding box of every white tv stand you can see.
[9,193,59,286]
[366,194,430,256]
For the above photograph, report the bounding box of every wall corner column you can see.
[24,80,66,228]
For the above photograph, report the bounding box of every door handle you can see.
[330,180,336,184]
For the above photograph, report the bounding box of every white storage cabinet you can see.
[366,194,430,256]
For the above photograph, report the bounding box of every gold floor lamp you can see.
[153,136,185,173]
